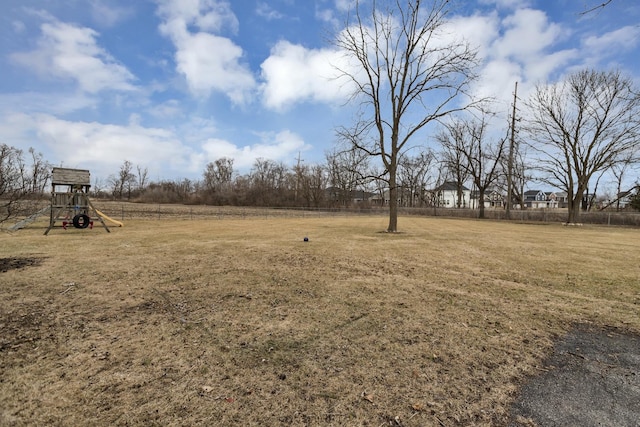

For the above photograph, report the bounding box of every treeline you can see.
[0,144,51,223]
[2,140,640,226]
[94,153,378,208]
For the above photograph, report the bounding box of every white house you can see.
[434,182,471,208]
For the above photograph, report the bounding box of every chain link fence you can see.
[4,200,640,227]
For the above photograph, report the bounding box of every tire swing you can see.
[72,214,91,229]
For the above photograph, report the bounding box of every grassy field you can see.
[1,213,639,426]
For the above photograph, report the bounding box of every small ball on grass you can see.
[303,237,309,242]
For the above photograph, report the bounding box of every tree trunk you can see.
[387,166,398,232]
[478,188,486,219]
[567,198,581,223]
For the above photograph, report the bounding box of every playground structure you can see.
[43,168,113,235]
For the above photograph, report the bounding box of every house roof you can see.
[435,181,470,192]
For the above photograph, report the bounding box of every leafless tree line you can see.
[0,144,51,223]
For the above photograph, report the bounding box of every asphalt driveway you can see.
[509,324,640,427]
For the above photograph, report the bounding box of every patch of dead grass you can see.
[1,214,639,426]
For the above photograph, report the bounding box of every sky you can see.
[1,0,639,185]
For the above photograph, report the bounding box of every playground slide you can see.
[95,209,124,227]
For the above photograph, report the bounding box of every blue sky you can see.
[1,0,639,185]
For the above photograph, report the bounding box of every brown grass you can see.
[1,213,639,426]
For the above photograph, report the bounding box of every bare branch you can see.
[579,0,613,16]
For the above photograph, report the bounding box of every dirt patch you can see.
[510,324,640,426]
[0,257,43,273]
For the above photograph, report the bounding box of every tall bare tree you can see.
[109,160,136,200]
[525,69,640,223]
[27,148,51,194]
[437,114,507,218]
[437,121,470,208]
[334,0,479,232]
[136,165,149,194]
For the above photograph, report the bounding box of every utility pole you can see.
[506,81,518,220]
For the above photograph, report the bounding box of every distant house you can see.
[326,187,375,206]
[555,191,569,208]
[471,188,505,209]
[523,190,599,209]
[486,189,505,208]
[524,190,563,209]
[616,190,634,209]
[434,182,471,208]
[524,190,548,208]
[545,192,559,209]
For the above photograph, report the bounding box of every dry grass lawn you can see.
[1,212,639,426]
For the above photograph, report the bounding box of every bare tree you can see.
[437,121,470,208]
[325,145,371,207]
[248,158,292,206]
[525,69,640,223]
[298,164,328,208]
[397,148,436,207]
[437,114,507,218]
[136,165,149,194]
[630,182,640,211]
[597,151,638,211]
[28,148,51,194]
[334,0,479,232]
[0,144,28,223]
[203,157,235,204]
[110,160,136,200]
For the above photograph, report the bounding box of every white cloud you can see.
[256,2,284,21]
[446,12,500,60]
[90,0,134,28]
[156,0,255,103]
[201,129,307,169]
[10,20,136,93]
[156,0,239,34]
[3,113,192,179]
[317,0,355,27]
[260,40,352,110]
[0,92,98,116]
[1,108,308,179]
[334,0,355,12]
[493,9,569,62]
[455,8,578,108]
[148,99,184,119]
[582,26,640,58]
